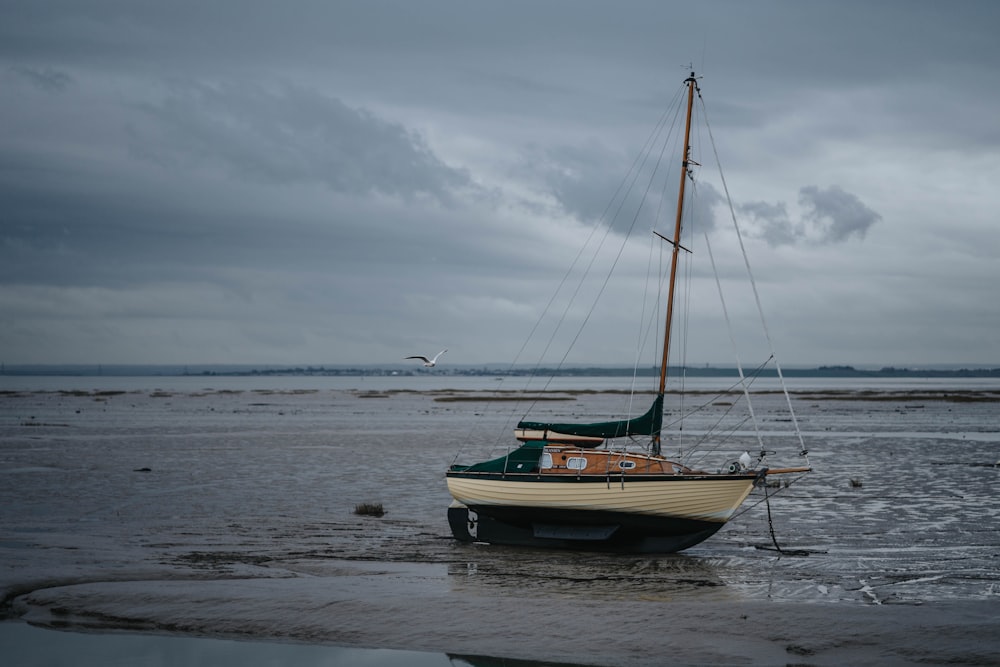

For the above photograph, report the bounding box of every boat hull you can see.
[445,472,757,553]
[447,502,726,553]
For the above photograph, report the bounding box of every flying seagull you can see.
[405,349,447,367]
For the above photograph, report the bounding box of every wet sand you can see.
[2,383,999,665]
[8,566,1000,666]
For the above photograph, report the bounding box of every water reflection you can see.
[449,654,602,667]
[1,622,608,667]
[447,548,730,602]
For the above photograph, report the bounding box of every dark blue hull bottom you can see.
[447,504,724,554]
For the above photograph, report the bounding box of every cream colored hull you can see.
[446,474,756,523]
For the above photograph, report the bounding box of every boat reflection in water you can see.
[445,550,728,603]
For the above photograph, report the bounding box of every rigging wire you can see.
[515,83,688,423]
[701,217,766,456]
[634,99,688,416]
[452,85,687,465]
[671,358,770,468]
[680,112,764,460]
[697,89,810,465]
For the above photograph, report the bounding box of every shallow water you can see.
[1,620,458,667]
[1,379,999,664]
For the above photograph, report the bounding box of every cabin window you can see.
[540,452,553,469]
[618,460,636,470]
[567,457,587,470]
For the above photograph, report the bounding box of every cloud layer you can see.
[2,1,998,368]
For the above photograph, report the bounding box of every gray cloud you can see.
[737,200,796,246]
[738,186,881,246]
[525,137,727,242]
[11,65,74,92]
[129,81,472,202]
[523,140,633,225]
[0,1,998,367]
[799,185,881,243]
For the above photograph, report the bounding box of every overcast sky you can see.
[2,0,998,369]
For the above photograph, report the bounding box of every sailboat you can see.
[445,72,811,553]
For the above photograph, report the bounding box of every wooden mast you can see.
[653,71,697,456]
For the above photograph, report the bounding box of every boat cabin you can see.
[538,445,693,475]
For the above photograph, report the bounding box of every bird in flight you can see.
[404,349,447,367]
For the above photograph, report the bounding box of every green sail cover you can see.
[450,440,546,473]
[517,393,663,440]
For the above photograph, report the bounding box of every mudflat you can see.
[2,384,998,665]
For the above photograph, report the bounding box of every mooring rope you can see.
[758,483,814,557]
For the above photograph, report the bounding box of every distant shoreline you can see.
[2,364,999,379]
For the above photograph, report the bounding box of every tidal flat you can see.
[1,379,998,666]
